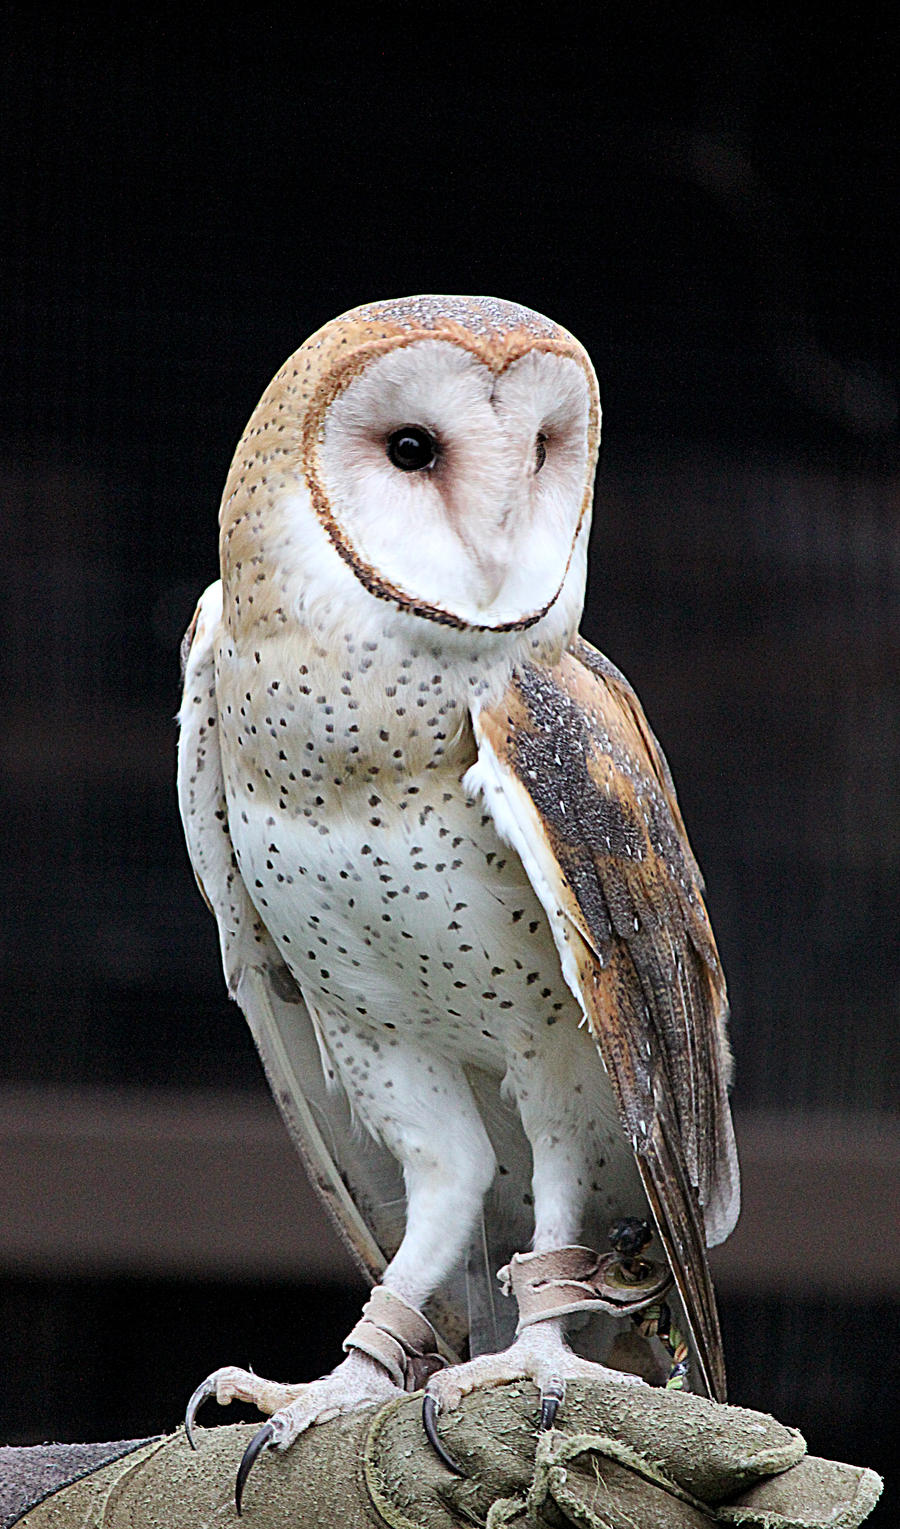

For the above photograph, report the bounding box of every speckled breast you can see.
[214,629,578,1071]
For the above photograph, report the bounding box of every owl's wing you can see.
[469,637,739,1401]
[177,583,465,1357]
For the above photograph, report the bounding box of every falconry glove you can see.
[2,1380,881,1529]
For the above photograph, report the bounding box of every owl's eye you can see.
[534,432,548,473]
[386,426,438,472]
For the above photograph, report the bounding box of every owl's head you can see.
[220,296,600,644]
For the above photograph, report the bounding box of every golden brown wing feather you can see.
[474,637,739,1401]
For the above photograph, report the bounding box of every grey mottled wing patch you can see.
[473,638,740,1401]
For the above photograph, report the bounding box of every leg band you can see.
[343,1286,446,1391]
[497,1244,672,1331]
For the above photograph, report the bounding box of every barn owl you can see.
[177,295,739,1512]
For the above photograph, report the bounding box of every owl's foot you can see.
[422,1323,643,1474]
[184,1352,399,1443]
[186,1352,400,1512]
[187,1287,445,1513]
[185,1365,313,1443]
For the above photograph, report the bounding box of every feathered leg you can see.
[423,1020,643,1449]
[186,1036,496,1509]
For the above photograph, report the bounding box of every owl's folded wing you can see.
[469,637,740,1400]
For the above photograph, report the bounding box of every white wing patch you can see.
[176,582,399,1286]
[464,725,599,1049]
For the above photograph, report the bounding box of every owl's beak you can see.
[470,551,510,610]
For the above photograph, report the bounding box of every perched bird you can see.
[178,295,739,1508]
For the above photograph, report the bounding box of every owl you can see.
[177,295,739,1511]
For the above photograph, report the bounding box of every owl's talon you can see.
[422,1394,465,1476]
[184,1377,216,1450]
[539,1382,564,1431]
[235,1421,276,1516]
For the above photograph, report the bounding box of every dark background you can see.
[1,8,897,1520]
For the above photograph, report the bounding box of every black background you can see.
[2,8,897,1520]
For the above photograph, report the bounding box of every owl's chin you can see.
[337,552,569,634]
[327,519,585,635]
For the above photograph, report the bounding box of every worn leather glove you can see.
[2,1378,882,1528]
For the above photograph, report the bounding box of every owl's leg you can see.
[187,1037,496,1512]
[368,1051,498,1312]
[422,1023,642,1466]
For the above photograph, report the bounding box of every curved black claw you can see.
[184,1377,216,1450]
[235,1421,276,1516]
[422,1394,465,1477]
[540,1383,564,1431]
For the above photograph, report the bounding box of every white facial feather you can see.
[316,340,594,629]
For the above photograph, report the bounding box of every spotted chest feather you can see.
[214,624,582,1076]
